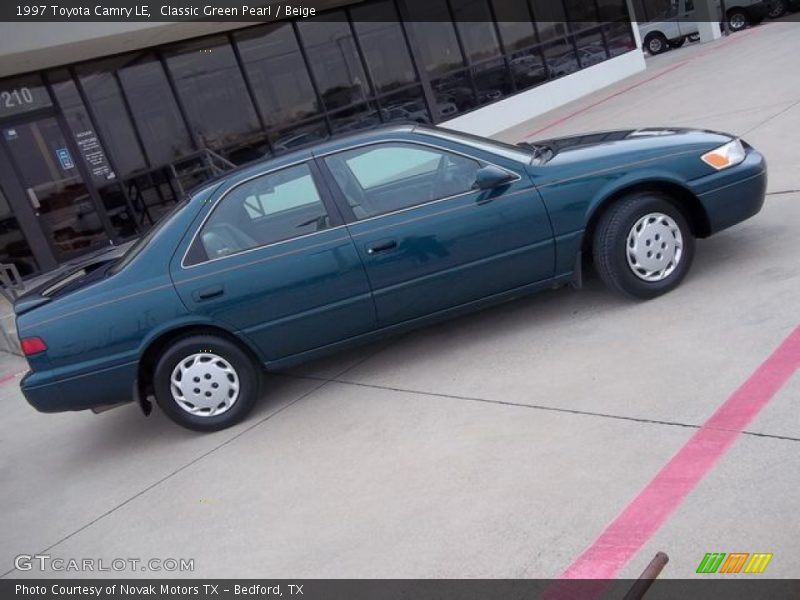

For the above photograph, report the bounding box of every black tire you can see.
[153,334,261,432]
[768,0,787,18]
[644,32,669,55]
[727,9,750,31]
[592,193,696,300]
[669,36,686,49]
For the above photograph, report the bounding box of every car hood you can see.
[520,127,739,189]
[538,128,732,159]
[526,127,734,172]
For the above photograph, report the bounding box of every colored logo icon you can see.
[696,552,773,574]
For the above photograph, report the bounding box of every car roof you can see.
[188,123,419,197]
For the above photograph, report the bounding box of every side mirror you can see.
[474,165,515,190]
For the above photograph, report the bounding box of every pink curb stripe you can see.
[0,370,26,385]
[545,326,800,598]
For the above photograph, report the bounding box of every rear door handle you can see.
[193,285,224,301]
[365,239,398,255]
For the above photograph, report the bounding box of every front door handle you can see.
[366,239,398,255]
[194,285,224,301]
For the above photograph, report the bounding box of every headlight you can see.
[701,139,746,170]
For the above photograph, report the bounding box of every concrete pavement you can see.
[1,21,799,581]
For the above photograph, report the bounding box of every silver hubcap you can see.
[170,353,240,417]
[626,213,684,282]
[730,14,746,29]
[649,38,663,53]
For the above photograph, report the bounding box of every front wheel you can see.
[644,32,669,55]
[592,193,696,299]
[153,334,261,432]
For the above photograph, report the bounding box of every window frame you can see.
[181,158,344,268]
[316,139,520,224]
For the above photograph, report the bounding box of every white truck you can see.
[639,0,770,54]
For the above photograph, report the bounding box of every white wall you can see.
[441,49,646,138]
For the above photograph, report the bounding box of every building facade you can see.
[0,0,642,278]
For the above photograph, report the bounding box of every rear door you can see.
[170,159,375,362]
[318,140,554,327]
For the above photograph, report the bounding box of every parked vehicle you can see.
[764,0,800,17]
[16,125,767,431]
[639,0,769,55]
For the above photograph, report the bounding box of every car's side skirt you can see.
[264,273,573,372]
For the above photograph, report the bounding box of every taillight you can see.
[21,337,47,356]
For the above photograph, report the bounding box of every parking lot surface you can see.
[1,21,799,580]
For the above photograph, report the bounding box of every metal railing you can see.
[0,262,24,303]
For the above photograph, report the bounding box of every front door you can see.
[320,140,555,327]
[1,116,111,263]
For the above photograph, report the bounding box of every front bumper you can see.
[693,149,767,235]
[21,360,137,413]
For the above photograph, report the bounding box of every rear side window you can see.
[187,163,329,265]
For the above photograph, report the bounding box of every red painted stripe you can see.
[522,25,762,141]
[545,326,800,598]
[0,370,25,385]
[522,60,691,140]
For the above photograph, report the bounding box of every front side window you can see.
[191,163,329,263]
[325,143,480,219]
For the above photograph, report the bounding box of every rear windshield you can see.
[108,200,188,275]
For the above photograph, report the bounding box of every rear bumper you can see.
[693,150,767,235]
[21,360,137,413]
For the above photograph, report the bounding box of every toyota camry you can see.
[15,124,767,431]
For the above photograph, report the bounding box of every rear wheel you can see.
[768,0,787,18]
[644,32,669,55]
[592,193,696,299]
[153,334,260,432]
[727,9,750,31]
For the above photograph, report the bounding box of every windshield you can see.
[416,126,533,163]
[108,200,188,275]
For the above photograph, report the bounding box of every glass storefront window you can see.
[604,21,637,56]
[234,23,321,131]
[269,119,328,155]
[75,62,148,177]
[378,86,431,124]
[329,101,380,134]
[453,2,502,63]
[0,185,38,276]
[351,2,418,94]
[530,1,571,42]
[492,0,539,52]
[116,53,195,166]
[431,69,476,118]
[472,58,512,106]
[164,36,261,152]
[297,13,371,111]
[543,38,580,79]
[564,0,601,29]
[404,1,465,77]
[4,117,109,261]
[49,69,140,240]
